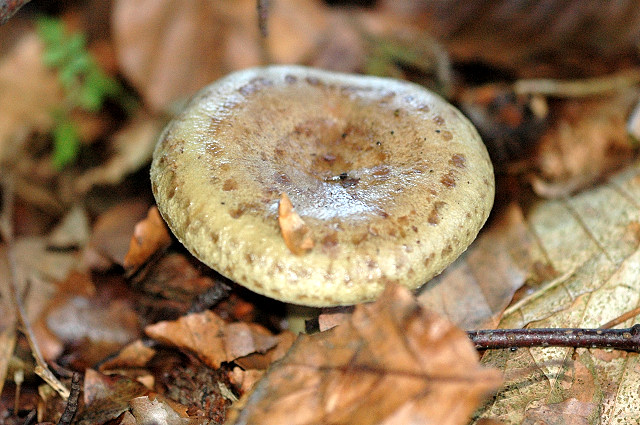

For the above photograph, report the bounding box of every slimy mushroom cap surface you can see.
[151,65,494,306]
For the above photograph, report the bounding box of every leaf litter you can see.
[2,1,640,424]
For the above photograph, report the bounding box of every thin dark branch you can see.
[256,0,270,37]
[57,372,81,425]
[0,0,32,25]
[468,325,640,352]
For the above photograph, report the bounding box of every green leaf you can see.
[52,118,81,170]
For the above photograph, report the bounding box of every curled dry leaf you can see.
[226,285,502,425]
[278,193,314,255]
[145,310,280,369]
[123,206,172,274]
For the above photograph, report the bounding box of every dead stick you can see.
[57,372,81,425]
[468,325,640,352]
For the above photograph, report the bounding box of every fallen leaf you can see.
[112,0,329,112]
[234,330,296,370]
[99,340,157,371]
[45,295,140,346]
[129,395,193,425]
[476,162,640,423]
[533,92,638,198]
[77,369,150,425]
[133,253,226,316]
[46,205,91,250]
[123,206,172,274]
[226,285,502,425]
[85,200,151,268]
[278,192,314,255]
[229,367,265,395]
[145,310,280,369]
[522,398,595,425]
[0,33,62,163]
[418,202,544,329]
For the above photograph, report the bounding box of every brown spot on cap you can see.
[222,179,238,191]
[428,201,446,225]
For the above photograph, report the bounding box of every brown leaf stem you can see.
[468,325,640,352]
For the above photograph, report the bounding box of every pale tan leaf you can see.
[225,285,502,425]
[476,162,640,424]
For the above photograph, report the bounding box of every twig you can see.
[256,0,272,64]
[468,325,640,352]
[0,0,32,26]
[0,173,70,399]
[600,306,640,329]
[514,69,640,98]
[57,372,81,425]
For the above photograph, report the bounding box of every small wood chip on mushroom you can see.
[150,65,494,307]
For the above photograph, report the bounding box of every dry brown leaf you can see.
[226,285,502,425]
[229,367,265,395]
[85,200,151,268]
[418,202,545,330]
[124,206,172,274]
[278,192,314,255]
[99,340,157,371]
[234,330,296,370]
[129,395,195,425]
[46,205,91,250]
[379,1,640,79]
[0,33,62,164]
[112,0,329,112]
[145,310,280,369]
[533,92,638,198]
[522,398,595,425]
[78,369,151,425]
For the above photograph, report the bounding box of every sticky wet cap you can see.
[151,65,494,306]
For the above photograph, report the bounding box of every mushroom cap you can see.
[150,65,494,306]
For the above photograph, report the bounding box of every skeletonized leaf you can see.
[226,285,502,425]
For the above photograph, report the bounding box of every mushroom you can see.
[150,65,494,307]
